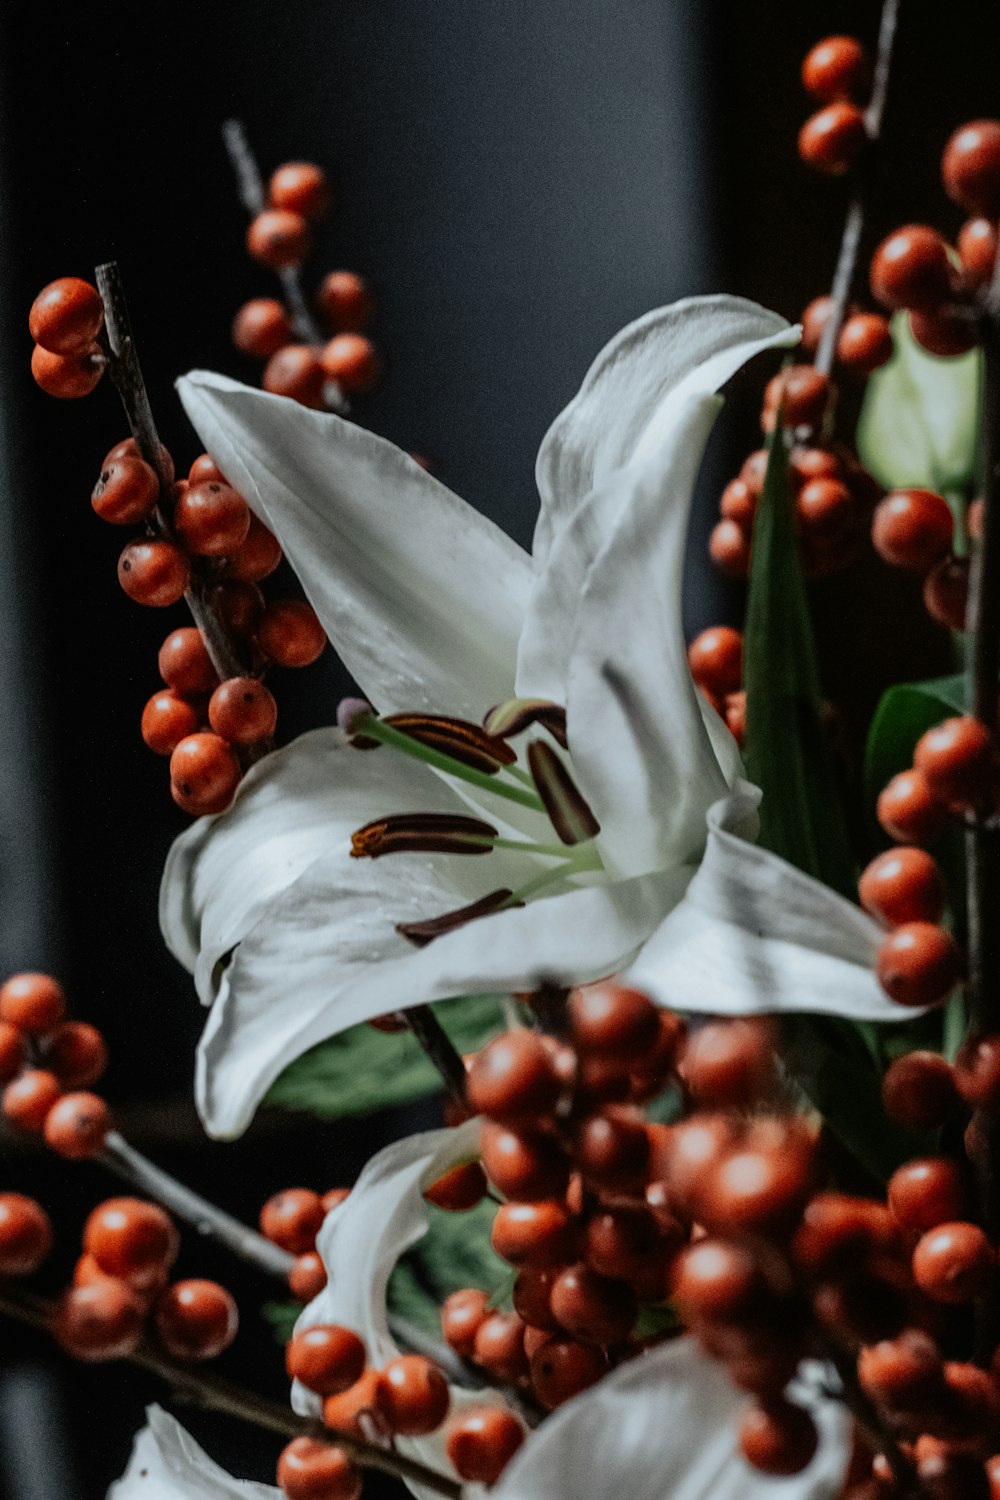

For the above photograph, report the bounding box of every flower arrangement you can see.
[6,5,1000,1498]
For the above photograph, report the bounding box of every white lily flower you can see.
[294,1122,849,1500]
[168,294,909,1140]
[108,1405,278,1500]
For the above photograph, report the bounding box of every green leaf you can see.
[262,1299,300,1344]
[264,994,506,1120]
[857,312,981,493]
[864,674,966,807]
[743,430,855,898]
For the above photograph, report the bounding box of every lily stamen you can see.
[383,712,516,773]
[527,741,601,844]
[483,698,569,749]
[351,812,498,859]
[396,888,523,947]
[347,713,545,812]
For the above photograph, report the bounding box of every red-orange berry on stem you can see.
[225,515,282,582]
[209,678,277,746]
[739,1399,818,1476]
[877,768,948,845]
[31,344,103,399]
[909,308,978,359]
[466,1031,561,1122]
[801,36,869,102]
[269,162,330,220]
[260,1188,326,1255]
[118,540,190,607]
[954,1034,1000,1113]
[285,1326,366,1396]
[170,735,241,816]
[257,599,327,667]
[800,296,836,355]
[320,334,382,395]
[91,456,160,525]
[29,277,104,354]
[44,1091,111,1158]
[679,1017,775,1108]
[912,1221,994,1304]
[958,217,999,288]
[84,1198,178,1281]
[158,628,218,695]
[316,271,374,333]
[888,1158,967,1234]
[0,1021,25,1083]
[473,1310,530,1381]
[762,366,831,431]
[188,454,226,485]
[441,1288,491,1357]
[701,1126,815,1235]
[142,691,201,757]
[568,983,660,1063]
[876,923,961,1007]
[529,1337,606,1409]
[2,1069,61,1131]
[837,312,893,373]
[719,478,756,528]
[45,1021,106,1087]
[175,482,251,558]
[871,489,953,572]
[247,209,311,269]
[154,1279,238,1361]
[859,847,945,927]
[213,581,264,637]
[289,1253,327,1302]
[882,1051,960,1130]
[480,1121,569,1200]
[104,437,175,480]
[687,627,742,698]
[376,1355,450,1436]
[423,1160,488,1212]
[870,226,954,313]
[671,1238,760,1323]
[55,1282,144,1362]
[549,1262,636,1345]
[708,518,751,577]
[798,103,867,176]
[277,1438,361,1500]
[491,1200,576,1268]
[914,716,999,807]
[263,346,326,408]
[445,1408,525,1485]
[924,555,970,631]
[322,1370,387,1437]
[796,477,854,536]
[0,1193,53,1274]
[942,120,1000,216]
[0,971,65,1032]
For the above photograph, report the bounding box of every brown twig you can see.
[0,1283,461,1498]
[403,1005,469,1107]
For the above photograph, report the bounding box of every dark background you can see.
[0,1,995,1494]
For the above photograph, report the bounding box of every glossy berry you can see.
[926,556,971,633]
[142,691,201,756]
[549,1262,635,1345]
[915,716,999,807]
[175,481,251,558]
[269,162,330,220]
[480,1121,569,1200]
[473,1310,530,1381]
[104,438,174,481]
[958,217,998,288]
[942,120,1000,216]
[84,1198,178,1281]
[801,36,869,102]
[912,1221,994,1303]
[569,983,660,1062]
[445,1407,525,1485]
[671,1238,760,1323]
[0,971,65,1032]
[467,1031,561,1122]
[44,1092,111,1158]
[0,1193,53,1274]
[762,366,831,431]
[117,540,190,607]
[440,1288,491,1357]
[0,1021,25,1083]
[529,1337,606,1409]
[837,313,893,373]
[188,455,226,486]
[719,478,756,528]
[910,308,978,358]
[316,272,374,333]
[954,1034,1000,1112]
[870,226,954,313]
[213,581,264,637]
[321,1370,387,1436]
[158,628,218,695]
[796,477,854,535]
[882,1050,960,1130]
[247,209,311,269]
[701,1124,815,1234]
[170,734,241,816]
[739,1399,818,1476]
[2,1069,61,1130]
[91,456,160,525]
[44,1021,107,1088]
[277,1438,361,1500]
[574,1109,650,1188]
[491,1200,576,1268]
[798,103,866,176]
[260,1188,325,1255]
[320,334,382,395]
[888,1158,967,1234]
[29,277,104,354]
[858,1329,943,1407]
[31,344,103,399]
[225,516,282,582]
[289,1252,327,1302]
[423,1160,488,1212]
[876,923,960,1007]
[859,848,945,927]
[687,627,742,698]
[680,1018,775,1108]
[209,678,277,746]
[877,768,948,845]
[375,1355,450,1436]
[286,1325,367,1397]
[154,1280,238,1360]
[55,1282,144,1362]
[872,489,953,572]
[799,296,836,354]
[263,346,326,408]
[708,518,751,577]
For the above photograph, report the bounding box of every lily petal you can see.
[531,295,798,570]
[176,372,532,719]
[109,1407,278,1500]
[627,784,916,1022]
[486,1341,848,1500]
[294,1121,510,1497]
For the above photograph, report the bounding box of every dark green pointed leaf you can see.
[264,994,505,1120]
[864,674,966,806]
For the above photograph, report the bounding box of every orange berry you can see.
[29,277,104,354]
[376,1355,450,1436]
[118,540,190,607]
[910,308,978,358]
[719,478,756,528]
[801,36,870,102]
[739,1399,818,1476]
[84,1198,178,1281]
[441,1288,490,1357]
[269,163,330,221]
[31,344,103,398]
[320,334,382,395]
[247,209,311,269]
[549,1262,636,1345]
[859,847,945,926]
[958,217,999,288]
[316,272,374,333]
[91,456,160,525]
[837,312,893,373]
[212,580,264,637]
[876,923,961,1007]
[44,1091,111,1158]
[154,1279,238,1360]
[2,1069,61,1130]
[225,515,282,582]
[687,626,742,698]
[679,1018,776,1108]
[568,983,660,1063]
[924,555,970,630]
[796,477,854,535]
[0,1020,25,1083]
[762,365,832,431]
[188,455,227,485]
[915,716,999,807]
[175,481,251,558]
[55,1281,144,1361]
[912,1221,994,1303]
[322,1369,387,1436]
[480,1122,569,1201]
[0,1193,53,1274]
[445,1408,525,1484]
[872,489,953,572]
[877,768,948,845]
[467,1031,561,1123]
[277,1438,361,1500]
[257,600,327,666]
[141,691,201,757]
[158,628,218,695]
[870,226,954,313]
[473,1310,529,1381]
[888,1157,967,1234]
[263,345,326,407]
[260,1188,325,1254]
[882,1050,960,1130]
[170,734,242,816]
[798,103,866,176]
[287,1325,366,1396]
[289,1252,327,1302]
[423,1160,488,1212]
[208,678,277,746]
[529,1336,606,1408]
[942,120,1000,216]
[0,972,65,1032]
[491,1200,576,1268]
[708,518,751,577]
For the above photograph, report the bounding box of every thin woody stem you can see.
[0,1283,461,1499]
[814,0,902,377]
[404,1005,469,1107]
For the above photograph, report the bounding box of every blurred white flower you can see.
[108,1405,278,1500]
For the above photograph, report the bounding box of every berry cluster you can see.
[0,971,111,1159]
[258,1185,348,1303]
[686,625,745,746]
[234,158,382,408]
[871,487,969,631]
[28,276,107,399]
[798,35,871,179]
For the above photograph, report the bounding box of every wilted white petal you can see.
[295,1122,509,1497]
[197,859,685,1139]
[531,296,798,570]
[176,372,531,719]
[485,1340,848,1500]
[627,784,916,1022]
[109,1406,278,1500]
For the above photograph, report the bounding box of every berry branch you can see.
[403,1006,470,1109]
[0,1281,463,1500]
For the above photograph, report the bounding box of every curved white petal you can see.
[531,296,798,570]
[197,860,683,1139]
[109,1407,278,1500]
[486,1341,848,1500]
[295,1121,509,1498]
[627,784,917,1023]
[176,372,531,719]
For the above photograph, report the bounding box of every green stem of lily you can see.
[491,836,594,859]
[356,715,546,812]
[505,845,603,904]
